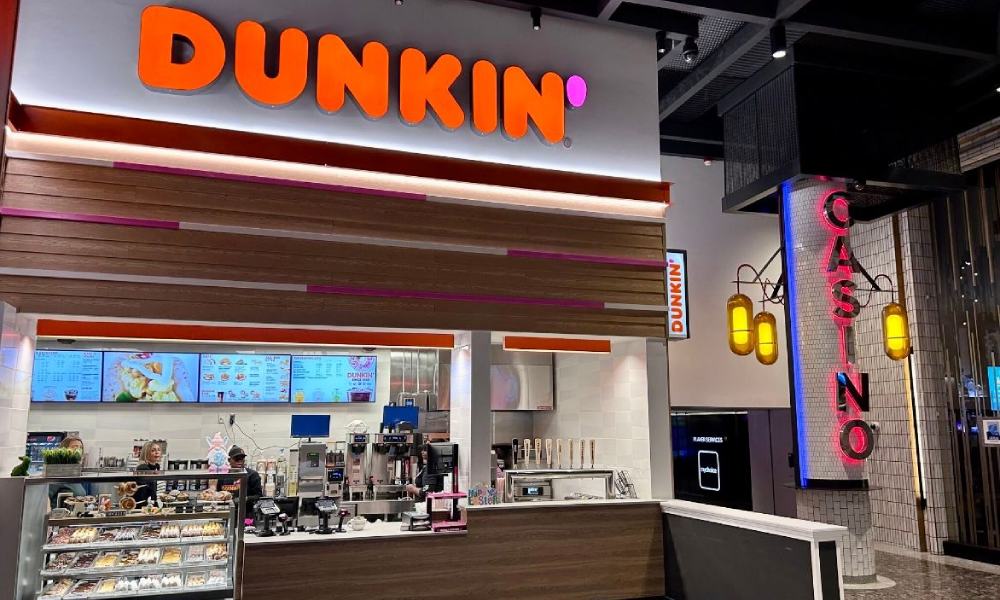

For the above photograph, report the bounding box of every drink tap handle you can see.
[545,439,553,469]
[568,439,575,469]
[580,439,585,469]
[590,439,596,469]
[556,439,563,470]
[523,439,532,467]
[534,438,542,467]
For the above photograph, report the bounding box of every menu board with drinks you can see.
[199,354,291,403]
[31,350,103,402]
[290,355,377,403]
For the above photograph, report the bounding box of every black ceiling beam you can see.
[660,138,725,160]
[627,0,773,24]
[596,0,623,20]
[788,13,999,62]
[658,0,815,120]
[607,4,700,38]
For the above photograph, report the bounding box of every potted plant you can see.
[42,448,83,478]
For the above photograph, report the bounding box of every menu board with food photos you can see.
[290,355,377,403]
[199,354,291,403]
[102,352,199,402]
[31,350,103,402]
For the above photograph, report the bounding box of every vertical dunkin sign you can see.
[822,192,876,462]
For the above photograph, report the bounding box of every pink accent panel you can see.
[507,249,667,268]
[113,162,427,202]
[306,284,603,309]
[0,207,179,229]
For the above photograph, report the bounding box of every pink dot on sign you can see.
[566,75,588,108]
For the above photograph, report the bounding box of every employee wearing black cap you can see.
[217,446,263,510]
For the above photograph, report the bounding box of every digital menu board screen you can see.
[290,355,377,403]
[31,350,103,402]
[199,354,291,403]
[102,352,199,402]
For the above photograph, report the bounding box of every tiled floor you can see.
[847,546,1000,599]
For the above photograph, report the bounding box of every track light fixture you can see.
[681,37,699,64]
[394,0,403,5]
[770,22,788,59]
[656,31,667,56]
[531,7,541,31]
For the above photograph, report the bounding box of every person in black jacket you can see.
[217,446,263,513]
[133,441,164,507]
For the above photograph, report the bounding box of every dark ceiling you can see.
[469,0,1000,160]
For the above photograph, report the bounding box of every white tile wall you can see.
[533,339,652,498]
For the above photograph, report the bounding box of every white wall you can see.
[0,306,35,473]
[662,156,789,409]
[533,339,651,498]
[27,342,392,465]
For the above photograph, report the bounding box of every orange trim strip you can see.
[37,319,455,348]
[9,103,670,204]
[502,336,611,353]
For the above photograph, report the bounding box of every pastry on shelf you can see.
[115,578,139,593]
[185,572,207,588]
[69,527,98,544]
[115,527,140,541]
[137,575,162,590]
[139,525,161,540]
[159,524,180,539]
[96,579,117,594]
[186,545,205,562]
[95,529,118,543]
[72,552,98,569]
[67,580,98,597]
[137,548,160,565]
[202,521,224,538]
[180,523,204,538]
[41,578,74,597]
[175,492,190,502]
[161,573,183,589]
[48,527,74,545]
[47,552,77,572]
[205,543,228,561]
[206,570,227,587]
[160,547,183,565]
[95,552,119,568]
[118,550,140,567]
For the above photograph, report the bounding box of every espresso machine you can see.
[297,442,327,528]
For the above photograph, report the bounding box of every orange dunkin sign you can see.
[137,6,589,145]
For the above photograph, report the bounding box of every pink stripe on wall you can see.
[507,249,667,268]
[307,284,604,309]
[113,162,427,202]
[0,207,179,230]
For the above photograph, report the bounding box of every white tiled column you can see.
[782,179,877,582]
[0,303,36,473]
[448,331,491,492]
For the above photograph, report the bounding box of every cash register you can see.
[314,497,340,535]
[254,498,281,537]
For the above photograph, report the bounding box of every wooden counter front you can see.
[240,501,665,600]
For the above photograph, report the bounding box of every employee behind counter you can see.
[217,446,263,511]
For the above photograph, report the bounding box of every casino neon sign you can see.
[822,191,876,461]
[137,6,589,146]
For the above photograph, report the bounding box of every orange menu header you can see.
[137,6,590,145]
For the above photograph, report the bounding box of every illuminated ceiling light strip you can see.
[503,336,611,353]
[4,130,667,222]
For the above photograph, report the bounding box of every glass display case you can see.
[14,471,246,600]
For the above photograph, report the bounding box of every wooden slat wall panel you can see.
[0,159,668,337]
[241,502,666,600]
